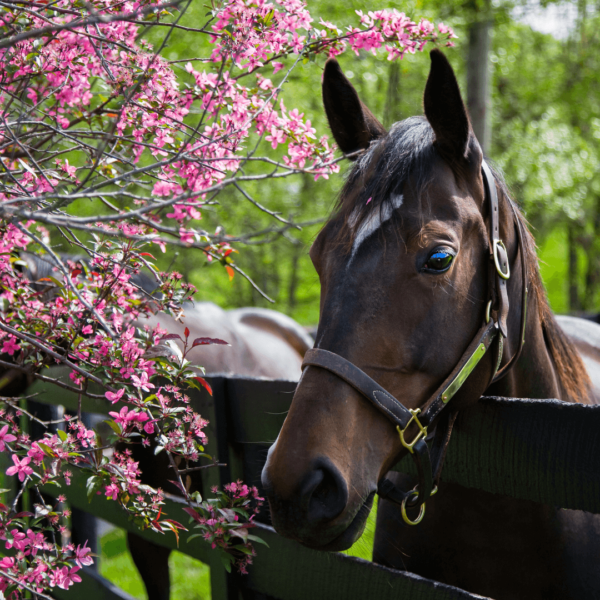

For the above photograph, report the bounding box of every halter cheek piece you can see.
[302,160,529,525]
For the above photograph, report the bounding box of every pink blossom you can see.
[105,388,125,404]
[1,336,20,356]
[130,372,154,392]
[54,566,82,589]
[0,424,17,451]
[73,543,94,568]
[6,454,34,482]
[105,483,120,500]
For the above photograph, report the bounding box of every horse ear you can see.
[423,49,472,160]
[322,58,386,158]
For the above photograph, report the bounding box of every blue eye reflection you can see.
[424,250,454,273]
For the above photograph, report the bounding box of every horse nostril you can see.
[304,458,348,523]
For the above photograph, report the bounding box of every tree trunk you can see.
[384,60,401,127]
[568,225,581,312]
[467,0,492,155]
[583,195,600,309]
[287,247,300,311]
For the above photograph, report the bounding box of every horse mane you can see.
[331,116,591,403]
[492,169,591,404]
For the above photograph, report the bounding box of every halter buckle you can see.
[397,408,428,454]
[493,239,510,280]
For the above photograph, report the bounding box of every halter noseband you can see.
[302,159,529,525]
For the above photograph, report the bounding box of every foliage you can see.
[0,0,455,596]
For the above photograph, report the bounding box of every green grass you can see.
[342,497,378,561]
[99,528,211,600]
[99,502,378,598]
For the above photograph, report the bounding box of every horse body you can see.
[261,50,600,599]
[141,302,312,379]
[131,302,310,600]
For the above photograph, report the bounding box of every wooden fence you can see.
[9,368,600,600]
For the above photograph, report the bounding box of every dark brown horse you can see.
[262,50,600,599]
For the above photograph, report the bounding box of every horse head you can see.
[261,50,531,551]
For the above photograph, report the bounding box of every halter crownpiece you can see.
[301,160,529,525]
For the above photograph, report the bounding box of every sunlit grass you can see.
[99,528,211,600]
[341,497,377,561]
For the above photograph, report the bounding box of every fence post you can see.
[190,377,240,600]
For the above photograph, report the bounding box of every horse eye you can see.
[423,250,454,273]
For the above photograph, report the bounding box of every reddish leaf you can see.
[195,377,212,396]
[192,337,229,347]
[13,511,34,519]
[71,269,82,278]
[163,518,186,530]
[225,265,235,281]
[160,333,182,341]
[139,252,156,259]
[182,506,204,524]
[168,479,186,495]
[184,327,190,339]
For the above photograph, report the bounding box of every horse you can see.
[261,49,600,599]
[128,302,312,600]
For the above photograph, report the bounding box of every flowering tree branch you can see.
[0,0,455,595]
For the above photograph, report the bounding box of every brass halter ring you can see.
[401,491,425,525]
[400,486,438,526]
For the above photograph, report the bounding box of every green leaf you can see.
[105,420,122,435]
[86,475,104,502]
[246,534,269,547]
[57,429,68,442]
[220,552,234,573]
[37,442,55,457]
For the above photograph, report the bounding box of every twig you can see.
[0,396,68,428]
[176,460,227,474]
[0,321,112,390]
[0,359,107,399]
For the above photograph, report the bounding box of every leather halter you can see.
[301,159,529,524]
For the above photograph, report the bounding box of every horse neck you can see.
[486,288,564,401]
[485,196,567,401]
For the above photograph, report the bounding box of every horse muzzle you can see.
[261,454,373,550]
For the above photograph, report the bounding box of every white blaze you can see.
[349,194,404,261]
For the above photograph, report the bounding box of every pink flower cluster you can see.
[0,498,93,594]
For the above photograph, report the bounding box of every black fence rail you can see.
[7,368,600,599]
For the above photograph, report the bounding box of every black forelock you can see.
[335,116,437,246]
